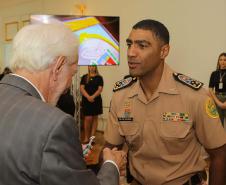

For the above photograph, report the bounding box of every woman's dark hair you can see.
[133,19,170,44]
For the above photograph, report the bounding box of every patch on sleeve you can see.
[113,77,137,92]
[205,98,219,118]
[173,72,203,90]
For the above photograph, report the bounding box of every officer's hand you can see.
[103,147,127,176]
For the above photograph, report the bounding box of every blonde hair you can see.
[86,66,99,83]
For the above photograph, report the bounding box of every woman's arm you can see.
[80,85,94,102]
[91,86,103,99]
[209,88,226,109]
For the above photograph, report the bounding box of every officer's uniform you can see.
[104,64,226,185]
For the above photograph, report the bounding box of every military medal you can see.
[162,112,190,122]
[118,100,134,122]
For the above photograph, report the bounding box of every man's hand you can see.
[103,147,127,176]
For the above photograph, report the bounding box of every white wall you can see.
[0,0,226,127]
[79,0,226,110]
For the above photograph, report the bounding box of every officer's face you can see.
[126,29,169,78]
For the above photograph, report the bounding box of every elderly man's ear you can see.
[52,56,66,81]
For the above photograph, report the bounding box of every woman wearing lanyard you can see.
[209,52,226,127]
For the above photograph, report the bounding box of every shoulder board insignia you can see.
[113,77,137,92]
[173,72,203,90]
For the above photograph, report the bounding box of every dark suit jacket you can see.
[57,90,75,116]
[0,74,119,185]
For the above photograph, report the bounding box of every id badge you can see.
[219,82,223,89]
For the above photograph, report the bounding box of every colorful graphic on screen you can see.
[30,15,120,66]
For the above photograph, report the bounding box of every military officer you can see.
[104,19,226,185]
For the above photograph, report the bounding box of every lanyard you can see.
[220,72,226,83]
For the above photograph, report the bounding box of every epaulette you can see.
[173,72,203,90]
[113,77,137,92]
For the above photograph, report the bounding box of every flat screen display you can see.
[30,15,120,66]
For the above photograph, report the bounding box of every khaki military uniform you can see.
[104,64,226,185]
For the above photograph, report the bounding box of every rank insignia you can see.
[173,72,203,90]
[205,98,219,118]
[163,112,190,122]
[113,77,137,92]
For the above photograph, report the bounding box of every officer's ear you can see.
[160,44,170,59]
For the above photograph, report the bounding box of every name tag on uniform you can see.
[162,112,190,122]
[118,117,133,122]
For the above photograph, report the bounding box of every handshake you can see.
[82,136,127,176]
[102,147,127,176]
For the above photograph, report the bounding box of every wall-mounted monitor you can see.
[31,15,120,66]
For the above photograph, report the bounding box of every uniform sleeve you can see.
[194,95,226,149]
[40,115,119,185]
[209,71,216,88]
[80,74,87,85]
[104,95,125,145]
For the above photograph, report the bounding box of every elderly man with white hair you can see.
[0,23,126,185]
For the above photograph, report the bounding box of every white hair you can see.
[9,23,79,72]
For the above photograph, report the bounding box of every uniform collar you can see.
[128,63,179,102]
[157,63,179,95]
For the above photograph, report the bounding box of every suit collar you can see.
[0,74,42,100]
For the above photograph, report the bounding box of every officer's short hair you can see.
[133,19,170,44]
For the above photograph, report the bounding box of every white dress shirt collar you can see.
[11,73,46,102]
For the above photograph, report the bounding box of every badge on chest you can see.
[219,71,226,89]
[162,112,190,122]
[219,82,223,89]
[117,100,134,122]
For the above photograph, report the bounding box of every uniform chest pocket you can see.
[160,121,192,139]
[160,121,193,154]
[118,122,139,136]
[118,122,141,151]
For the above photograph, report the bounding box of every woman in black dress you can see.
[80,66,103,143]
[209,52,226,127]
